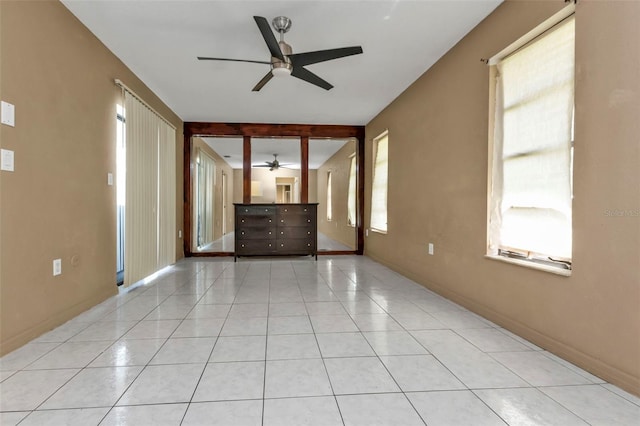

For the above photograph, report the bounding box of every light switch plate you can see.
[53,259,62,276]
[107,172,114,186]
[428,243,434,255]
[1,101,15,127]
[1,149,14,171]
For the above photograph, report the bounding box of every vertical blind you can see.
[370,132,388,232]
[489,18,575,259]
[326,171,333,221]
[124,91,176,287]
[347,155,357,226]
[197,149,216,247]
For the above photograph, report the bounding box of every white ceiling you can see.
[203,137,352,169]
[61,0,501,126]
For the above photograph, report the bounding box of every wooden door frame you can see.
[183,122,365,257]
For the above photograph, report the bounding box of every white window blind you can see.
[326,171,333,221]
[124,90,176,287]
[196,149,215,248]
[347,155,357,227]
[157,122,176,269]
[371,132,388,233]
[489,18,575,262]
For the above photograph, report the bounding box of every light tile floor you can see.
[1,256,639,425]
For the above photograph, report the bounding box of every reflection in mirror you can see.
[191,136,241,253]
[310,138,357,251]
[250,138,301,204]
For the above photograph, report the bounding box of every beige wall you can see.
[317,140,357,249]
[0,1,184,355]
[364,0,640,395]
[239,168,318,205]
[233,169,243,204]
[232,169,318,205]
[192,138,234,247]
[249,168,301,204]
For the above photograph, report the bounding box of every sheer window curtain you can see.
[196,149,215,247]
[124,91,176,287]
[370,132,388,233]
[327,171,333,221]
[488,18,575,259]
[347,155,357,226]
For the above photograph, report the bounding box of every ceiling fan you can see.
[198,16,363,91]
[253,154,291,171]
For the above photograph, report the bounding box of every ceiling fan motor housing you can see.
[272,41,293,76]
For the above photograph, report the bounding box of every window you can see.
[326,171,333,221]
[116,106,125,285]
[371,131,388,233]
[488,15,575,270]
[347,155,357,227]
[196,149,216,248]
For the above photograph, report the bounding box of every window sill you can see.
[370,228,387,235]
[484,254,572,277]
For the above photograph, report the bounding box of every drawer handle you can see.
[307,219,311,223]
[244,209,248,212]
[307,231,311,235]
[241,244,245,248]
[280,243,284,247]
[281,219,284,223]
[269,219,272,223]
[268,243,272,247]
[265,209,269,212]
[268,231,272,235]
[241,219,245,223]
[241,231,245,235]
[284,208,288,212]
[307,243,311,247]
[280,231,284,235]
[304,208,307,212]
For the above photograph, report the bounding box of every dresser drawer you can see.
[277,205,314,216]
[276,215,315,227]
[237,215,274,226]
[237,226,276,240]
[237,205,276,215]
[276,227,315,239]
[236,239,277,254]
[276,238,315,253]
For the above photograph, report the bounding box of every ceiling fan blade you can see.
[254,16,284,61]
[289,46,363,67]
[252,71,274,92]
[197,57,272,65]
[291,66,333,90]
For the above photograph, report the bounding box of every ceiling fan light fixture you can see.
[272,67,292,77]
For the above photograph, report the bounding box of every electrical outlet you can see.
[178,230,182,238]
[428,243,434,255]
[53,259,62,276]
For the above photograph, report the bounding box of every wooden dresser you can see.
[234,203,318,260]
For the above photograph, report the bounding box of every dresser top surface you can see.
[234,203,319,206]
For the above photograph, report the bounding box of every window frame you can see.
[486,4,576,274]
[370,130,389,234]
